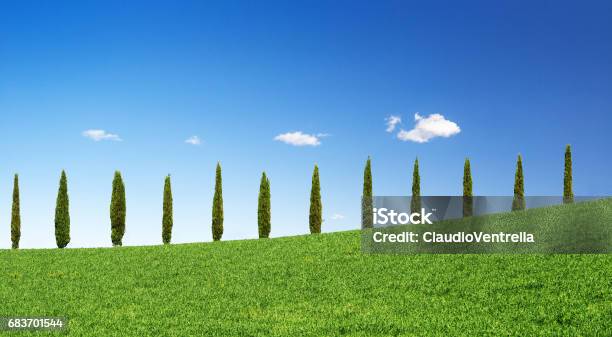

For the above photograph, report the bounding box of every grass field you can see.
[2,200,611,336]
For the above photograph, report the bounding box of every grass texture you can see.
[1,200,611,336]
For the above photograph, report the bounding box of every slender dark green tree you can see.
[110,171,126,246]
[54,170,70,248]
[11,174,20,249]
[563,145,574,204]
[361,157,373,229]
[463,158,473,217]
[512,155,525,211]
[309,165,322,234]
[212,162,224,241]
[162,175,173,244]
[410,158,421,214]
[257,172,271,238]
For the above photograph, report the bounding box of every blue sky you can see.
[1,0,611,248]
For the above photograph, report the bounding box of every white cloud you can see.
[397,113,460,143]
[82,129,122,142]
[331,213,345,220]
[274,131,321,146]
[385,115,402,132]
[185,136,202,145]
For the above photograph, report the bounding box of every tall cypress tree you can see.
[55,170,70,248]
[512,155,526,211]
[463,158,473,217]
[11,174,20,249]
[162,175,173,244]
[410,158,421,214]
[110,171,126,246]
[361,157,373,229]
[309,165,322,234]
[257,172,271,238]
[563,145,574,204]
[212,162,224,241]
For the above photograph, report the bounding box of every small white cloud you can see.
[82,129,122,142]
[397,113,460,143]
[385,115,402,132]
[331,213,345,220]
[185,136,202,145]
[274,131,321,146]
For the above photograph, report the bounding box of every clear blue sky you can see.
[1,0,611,248]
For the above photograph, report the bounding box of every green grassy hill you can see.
[2,200,611,336]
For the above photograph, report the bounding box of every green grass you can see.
[1,200,611,336]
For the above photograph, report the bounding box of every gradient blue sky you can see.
[1,0,611,248]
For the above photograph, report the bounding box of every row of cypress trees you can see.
[7,161,323,248]
[361,145,575,228]
[6,145,574,248]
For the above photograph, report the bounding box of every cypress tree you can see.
[54,170,71,248]
[410,158,421,214]
[212,162,224,241]
[110,171,126,246]
[11,174,20,249]
[257,172,271,238]
[463,158,473,217]
[512,155,525,211]
[162,175,173,244]
[563,145,574,204]
[361,157,373,229]
[309,165,322,234]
